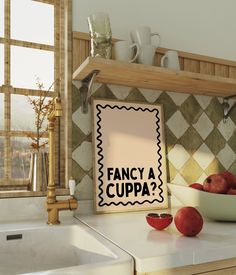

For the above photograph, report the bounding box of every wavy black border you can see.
[95,103,164,207]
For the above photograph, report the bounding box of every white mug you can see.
[161,50,180,71]
[114,40,139,63]
[137,44,156,65]
[130,26,161,47]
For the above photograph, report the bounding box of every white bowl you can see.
[168,183,236,221]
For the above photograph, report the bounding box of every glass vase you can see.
[87,12,112,59]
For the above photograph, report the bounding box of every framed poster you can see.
[92,98,168,213]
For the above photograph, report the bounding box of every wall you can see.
[72,84,236,200]
[72,0,236,61]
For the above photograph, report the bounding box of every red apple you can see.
[203,174,229,194]
[189,183,203,191]
[174,207,203,237]
[227,188,236,195]
[220,171,236,188]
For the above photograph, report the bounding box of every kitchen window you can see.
[0,0,72,196]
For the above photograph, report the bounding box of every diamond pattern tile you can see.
[205,97,222,126]
[75,175,93,200]
[138,88,162,103]
[217,118,235,141]
[181,158,203,184]
[193,144,215,170]
[193,112,214,140]
[72,104,92,135]
[166,91,189,106]
[72,141,93,171]
[205,128,226,155]
[228,130,236,152]
[172,173,187,185]
[194,95,212,110]
[107,84,132,100]
[72,83,236,194]
[179,126,202,153]
[180,95,203,124]
[166,111,189,139]
[217,144,236,169]
[155,92,177,121]
[168,144,190,170]
[196,172,208,184]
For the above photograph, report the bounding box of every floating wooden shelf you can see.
[72,57,236,97]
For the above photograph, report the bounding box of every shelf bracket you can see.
[222,94,236,123]
[78,70,100,114]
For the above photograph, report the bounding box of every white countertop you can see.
[75,207,236,273]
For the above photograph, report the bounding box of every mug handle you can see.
[129,43,139,63]
[151,32,161,48]
[160,54,167,67]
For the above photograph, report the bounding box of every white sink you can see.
[0,220,133,275]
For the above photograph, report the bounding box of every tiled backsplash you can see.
[72,83,236,200]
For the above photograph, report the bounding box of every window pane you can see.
[11,94,50,132]
[11,137,31,179]
[0,93,3,130]
[11,0,54,45]
[11,46,54,89]
[0,44,4,85]
[0,137,3,178]
[0,0,3,37]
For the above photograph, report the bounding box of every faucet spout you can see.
[46,97,78,225]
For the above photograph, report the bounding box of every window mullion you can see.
[4,0,11,182]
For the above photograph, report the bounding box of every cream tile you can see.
[193,112,214,140]
[91,83,103,95]
[168,144,190,170]
[72,141,93,171]
[193,144,215,170]
[166,91,189,106]
[217,118,236,141]
[194,95,212,110]
[196,172,208,184]
[172,173,188,186]
[75,175,93,200]
[107,84,132,100]
[72,104,91,135]
[166,111,189,139]
[138,88,162,103]
[217,144,236,169]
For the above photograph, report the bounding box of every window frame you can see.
[0,0,72,197]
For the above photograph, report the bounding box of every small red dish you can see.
[146,213,173,230]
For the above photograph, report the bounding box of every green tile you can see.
[205,97,223,126]
[72,122,86,150]
[125,88,146,102]
[92,84,116,99]
[229,160,236,174]
[228,129,236,153]
[179,126,202,154]
[180,95,203,124]
[229,105,236,125]
[155,92,177,121]
[205,128,226,155]
[165,126,177,151]
[181,158,203,184]
[72,85,81,113]
[72,160,86,183]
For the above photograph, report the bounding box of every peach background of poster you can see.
[92,99,168,213]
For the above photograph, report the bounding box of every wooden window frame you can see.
[0,0,72,198]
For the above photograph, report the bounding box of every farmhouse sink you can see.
[0,219,133,275]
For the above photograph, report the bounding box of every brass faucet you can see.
[46,97,78,225]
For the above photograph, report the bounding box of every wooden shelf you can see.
[72,57,236,97]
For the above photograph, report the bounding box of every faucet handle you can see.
[69,177,76,196]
